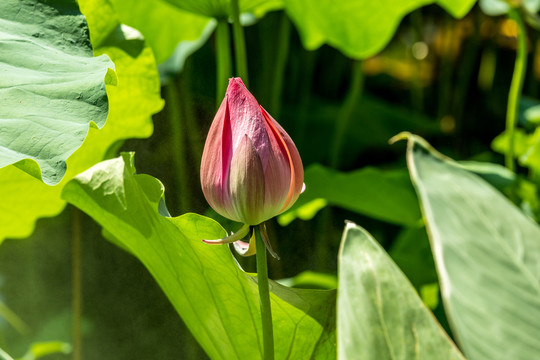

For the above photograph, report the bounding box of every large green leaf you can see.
[0,0,163,242]
[337,222,464,360]
[403,134,540,360]
[284,0,476,59]
[0,0,115,185]
[62,153,336,360]
[278,164,421,226]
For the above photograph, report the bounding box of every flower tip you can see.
[229,77,246,88]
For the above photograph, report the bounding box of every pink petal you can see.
[228,135,266,225]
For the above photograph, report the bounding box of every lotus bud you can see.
[200,78,304,227]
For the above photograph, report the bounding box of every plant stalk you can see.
[330,59,364,168]
[230,0,249,85]
[72,207,82,360]
[216,19,232,105]
[254,225,274,360]
[506,9,528,172]
[268,13,291,117]
[166,80,191,213]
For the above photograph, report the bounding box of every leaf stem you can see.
[254,225,274,360]
[506,9,528,172]
[166,80,191,213]
[230,0,249,85]
[72,207,82,360]
[268,13,291,117]
[330,60,364,168]
[216,19,232,105]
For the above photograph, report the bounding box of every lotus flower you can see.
[200,78,304,227]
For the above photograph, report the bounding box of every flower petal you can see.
[200,96,235,220]
[260,106,304,212]
[228,135,266,225]
[226,78,270,169]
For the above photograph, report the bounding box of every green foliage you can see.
[405,134,540,360]
[0,342,70,360]
[62,153,336,360]
[160,0,283,18]
[109,0,215,65]
[338,222,464,360]
[0,0,115,185]
[284,0,476,59]
[0,0,163,242]
[17,342,71,360]
[279,164,421,226]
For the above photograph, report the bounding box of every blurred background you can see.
[2,1,539,358]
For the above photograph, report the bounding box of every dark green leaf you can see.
[279,164,421,226]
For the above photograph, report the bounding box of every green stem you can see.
[506,9,528,172]
[180,64,203,170]
[166,80,191,213]
[268,13,291,117]
[72,207,82,360]
[254,225,274,360]
[330,60,364,168]
[216,19,232,105]
[230,0,249,85]
[410,9,424,113]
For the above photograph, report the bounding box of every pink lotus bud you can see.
[200,78,304,225]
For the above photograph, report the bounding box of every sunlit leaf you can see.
[62,153,336,360]
[161,0,283,18]
[479,0,540,16]
[0,0,115,185]
[0,0,163,242]
[18,342,71,360]
[284,0,475,59]
[109,0,215,66]
[337,222,464,360]
[277,271,337,290]
[404,133,540,360]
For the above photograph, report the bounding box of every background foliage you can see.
[1,0,539,358]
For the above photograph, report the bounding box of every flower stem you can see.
[230,0,249,85]
[216,19,232,106]
[254,225,274,360]
[72,207,82,360]
[506,9,528,172]
[166,79,191,213]
[268,13,291,118]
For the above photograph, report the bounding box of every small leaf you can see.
[18,342,72,360]
[337,222,464,360]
